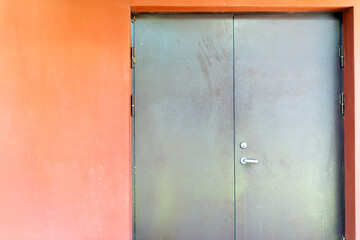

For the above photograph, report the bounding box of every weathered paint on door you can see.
[234,13,343,240]
[133,13,344,239]
[133,14,234,239]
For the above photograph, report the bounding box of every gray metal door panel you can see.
[234,13,343,240]
[134,15,234,240]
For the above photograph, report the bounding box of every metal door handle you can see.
[240,157,259,165]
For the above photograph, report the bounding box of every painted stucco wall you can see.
[0,1,131,239]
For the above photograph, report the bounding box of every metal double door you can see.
[133,13,344,240]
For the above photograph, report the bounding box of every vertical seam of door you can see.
[232,14,236,240]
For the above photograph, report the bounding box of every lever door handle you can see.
[240,157,259,165]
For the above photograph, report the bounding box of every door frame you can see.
[122,1,359,239]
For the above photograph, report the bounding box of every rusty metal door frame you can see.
[128,3,357,239]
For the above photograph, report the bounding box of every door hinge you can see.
[340,92,345,116]
[131,12,137,23]
[131,46,136,69]
[339,45,345,68]
[131,95,135,117]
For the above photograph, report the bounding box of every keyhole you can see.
[240,141,247,149]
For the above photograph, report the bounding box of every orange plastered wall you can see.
[0,0,131,239]
[354,2,360,239]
